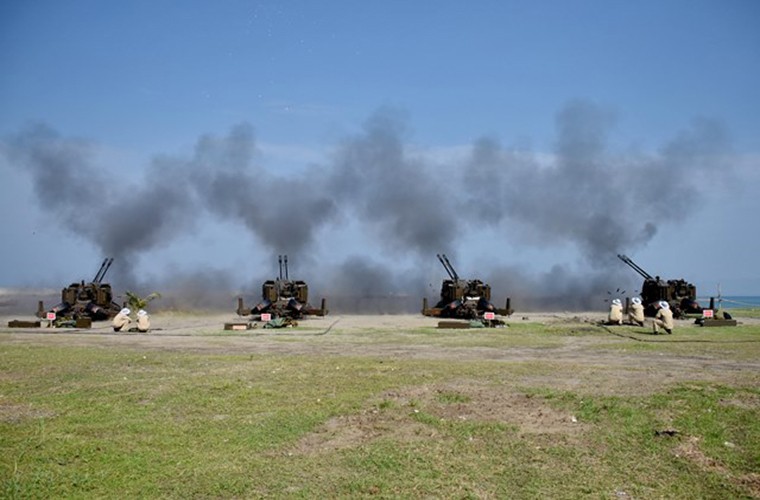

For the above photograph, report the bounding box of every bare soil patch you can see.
[0,402,56,423]
[675,435,760,498]
[289,381,584,457]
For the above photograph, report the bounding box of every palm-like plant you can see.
[125,291,161,312]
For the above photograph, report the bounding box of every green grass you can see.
[594,322,760,362]
[2,321,760,498]
[319,320,605,350]
[728,307,760,318]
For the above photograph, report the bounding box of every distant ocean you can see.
[699,296,760,309]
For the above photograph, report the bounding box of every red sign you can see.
[260,313,272,322]
[46,312,56,321]
[484,312,496,320]
[703,309,714,318]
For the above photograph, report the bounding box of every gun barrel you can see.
[617,254,653,280]
[441,254,459,281]
[92,258,109,282]
[100,258,113,283]
[437,254,456,280]
[92,257,114,283]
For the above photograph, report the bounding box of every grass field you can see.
[2,315,759,498]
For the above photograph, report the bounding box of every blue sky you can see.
[1,0,759,303]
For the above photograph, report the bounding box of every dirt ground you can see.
[2,311,759,398]
[3,310,760,496]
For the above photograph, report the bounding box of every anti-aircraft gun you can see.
[36,258,122,322]
[617,254,702,318]
[422,254,513,320]
[236,255,327,320]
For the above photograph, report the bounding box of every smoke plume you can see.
[329,109,459,257]
[2,124,195,288]
[1,101,732,311]
[464,101,730,267]
[183,123,337,255]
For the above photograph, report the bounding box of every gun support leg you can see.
[237,297,246,316]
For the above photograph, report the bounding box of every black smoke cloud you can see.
[2,124,195,288]
[181,123,337,255]
[1,101,732,311]
[464,101,730,266]
[329,109,459,257]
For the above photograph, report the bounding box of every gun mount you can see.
[422,254,513,320]
[617,254,701,318]
[236,255,328,320]
[36,257,122,322]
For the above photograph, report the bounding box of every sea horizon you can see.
[698,296,760,309]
